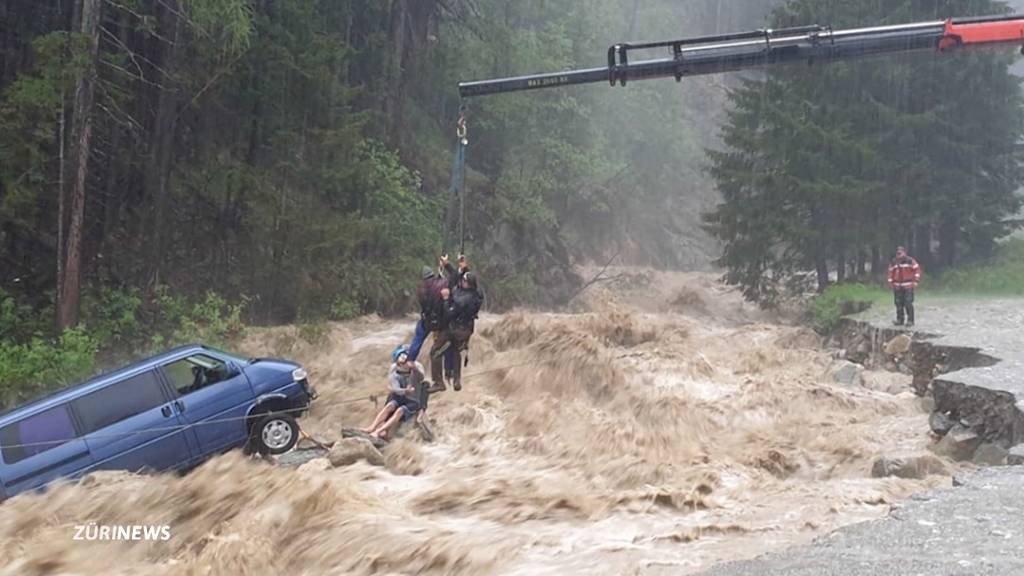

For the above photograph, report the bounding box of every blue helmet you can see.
[392,345,410,363]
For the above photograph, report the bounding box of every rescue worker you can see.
[447,270,484,389]
[420,254,465,388]
[362,345,425,441]
[429,256,484,391]
[887,246,921,327]
[408,264,449,362]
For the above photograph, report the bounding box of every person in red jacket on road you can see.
[887,246,922,327]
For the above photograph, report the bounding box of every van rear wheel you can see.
[253,413,299,456]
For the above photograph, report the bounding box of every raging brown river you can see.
[0,270,958,575]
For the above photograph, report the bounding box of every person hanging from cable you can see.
[424,254,460,390]
[412,107,472,389]
[408,260,450,366]
[430,254,484,391]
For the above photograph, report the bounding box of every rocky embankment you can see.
[830,299,1024,466]
[702,298,1024,576]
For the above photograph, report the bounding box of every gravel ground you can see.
[701,467,1024,576]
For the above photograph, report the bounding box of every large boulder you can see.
[884,334,913,357]
[297,457,332,474]
[928,411,955,436]
[931,424,984,461]
[327,437,385,468]
[871,455,949,479]
[828,360,865,387]
[862,371,911,395]
[1008,445,1024,466]
[972,443,1009,466]
[932,377,1024,447]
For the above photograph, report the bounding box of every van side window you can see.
[164,355,230,395]
[72,371,167,435]
[0,405,78,464]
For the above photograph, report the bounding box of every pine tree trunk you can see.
[57,78,66,330]
[871,245,882,280]
[99,9,129,274]
[386,0,438,141]
[0,0,9,85]
[59,0,101,331]
[938,215,958,269]
[815,253,829,293]
[914,224,931,271]
[146,2,182,285]
[386,0,409,141]
[836,250,846,284]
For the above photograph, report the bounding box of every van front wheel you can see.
[253,413,299,456]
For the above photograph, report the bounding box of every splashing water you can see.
[0,270,956,575]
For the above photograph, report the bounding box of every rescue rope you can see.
[448,107,469,254]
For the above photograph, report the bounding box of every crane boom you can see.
[458,14,1024,98]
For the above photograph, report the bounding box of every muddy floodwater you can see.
[0,271,958,575]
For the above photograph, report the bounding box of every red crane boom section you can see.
[941,18,1024,49]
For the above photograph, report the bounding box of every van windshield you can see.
[204,346,250,366]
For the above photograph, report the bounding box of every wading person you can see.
[887,246,921,327]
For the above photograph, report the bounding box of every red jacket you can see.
[888,256,921,290]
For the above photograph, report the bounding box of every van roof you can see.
[0,344,209,425]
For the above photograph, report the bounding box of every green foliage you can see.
[0,328,97,408]
[933,239,1024,295]
[0,284,251,405]
[329,297,361,321]
[80,287,142,348]
[3,0,768,321]
[9,0,1021,334]
[705,0,1024,306]
[0,290,46,342]
[0,33,78,241]
[811,283,889,333]
[417,0,753,304]
[485,269,539,310]
[184,0,254,56]
[151,287,247,349]
[809,238,1024,335]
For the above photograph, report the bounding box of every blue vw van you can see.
[0,344,316,501]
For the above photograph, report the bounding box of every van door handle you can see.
[161,405,172,418]
[175,401,186,413]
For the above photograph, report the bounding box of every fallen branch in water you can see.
[567,250,621,304]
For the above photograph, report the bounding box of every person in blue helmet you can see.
[362,345,426,440]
